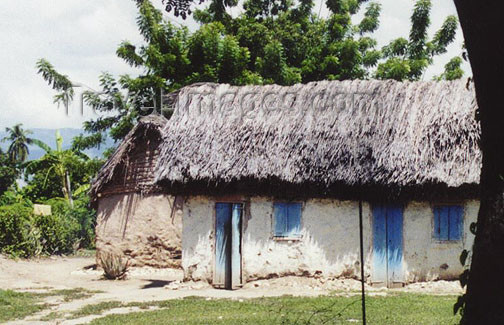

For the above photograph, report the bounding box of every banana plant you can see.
[25,131,89,207]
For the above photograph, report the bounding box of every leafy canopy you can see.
[37,0,462,149]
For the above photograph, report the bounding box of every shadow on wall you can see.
[97,193,139,240]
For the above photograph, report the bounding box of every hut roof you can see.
[90,114,167,203]
[154,79,480,199]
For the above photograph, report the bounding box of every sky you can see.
[0,0,471,130]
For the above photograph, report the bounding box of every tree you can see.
[23,131,99,207]
[376,0,459,81]
[2,124,45,163]
[434,56,464,81]
[38,0,461,150]
[452,0,504,323]
[0,149,18,195]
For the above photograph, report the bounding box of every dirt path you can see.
[0,255,464,324]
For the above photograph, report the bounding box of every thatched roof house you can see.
[93,79,481,289]
[90,114,167,203]
[154,79,480,200]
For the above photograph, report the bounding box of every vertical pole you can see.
[359,199,367,325]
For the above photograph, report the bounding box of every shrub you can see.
[44,197,96,250]
[0,190,32,207]
[100,252,129,280]
[34,213,80,255]
[0,204,42,257]
[68,198,96,249]
[0,196,96,257]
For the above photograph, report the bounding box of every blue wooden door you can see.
[214,203,242,289]
[372,205,404,287]
[215,203,231,288]
[231,204,242,287]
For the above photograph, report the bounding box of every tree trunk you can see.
[453,1,504,323]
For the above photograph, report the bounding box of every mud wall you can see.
[95,193,182,268]
[182,196,479,284]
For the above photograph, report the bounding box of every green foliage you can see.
[37,0,462,150]
[359,2,381,34]
[0,195,95,257]
[43,196,96,251]
[0,149,18,195]
[0,204,42,258]
[0,190,32,207]
[2,124,43,163]
[376,0,459,81]
[34,212,79,255]
[455,247,472,317]
[22,131,101,204]
[36,59,74,110]
[435,56,464,81]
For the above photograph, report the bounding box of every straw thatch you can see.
[90,114,167,203]
[154,79,480,200]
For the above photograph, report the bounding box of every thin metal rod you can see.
[359,199,367,325]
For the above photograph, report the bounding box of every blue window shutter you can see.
[439,206,449,241]
[434,207,441,239]
[286,203,302,237]
[434,205,463,241]
[449,206,463,240]
[274,203,287,236]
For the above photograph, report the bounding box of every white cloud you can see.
[0,0,471,130]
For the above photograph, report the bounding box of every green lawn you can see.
[90,294,461,325]
[0,287,102,322]
[0,289,47,323]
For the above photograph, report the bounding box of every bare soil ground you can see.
[0,255,463,324]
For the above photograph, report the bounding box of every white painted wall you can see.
[181,196,214,282]
[403,200,478,282]
[181,196,478,284]
[242,197,373,280]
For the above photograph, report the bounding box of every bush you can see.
[99,251,129,280]
[34,213,80,255]
[0,196,96,257]
[0,190,32,207]
[44,197,96,250]
[0,204,42,257]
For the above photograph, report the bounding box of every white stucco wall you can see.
[181,196,214,282]
[242,198,373,280]
[403,200,478,282]
[181,196,478,284]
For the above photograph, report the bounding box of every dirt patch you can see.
[0,254,463,324]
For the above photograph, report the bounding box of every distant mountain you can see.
[0,128,115,160]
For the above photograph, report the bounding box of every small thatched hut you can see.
[91,115,182,268]
[93,79,480,289]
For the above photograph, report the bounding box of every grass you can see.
[0,288,462,324]
[0,287,103,322]
[69,301,123,319]
[89,294,461,325]
[0,289,47,323]
[35,287,103,302]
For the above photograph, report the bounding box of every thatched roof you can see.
[90,114,167,203]
[154,79,480,200]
